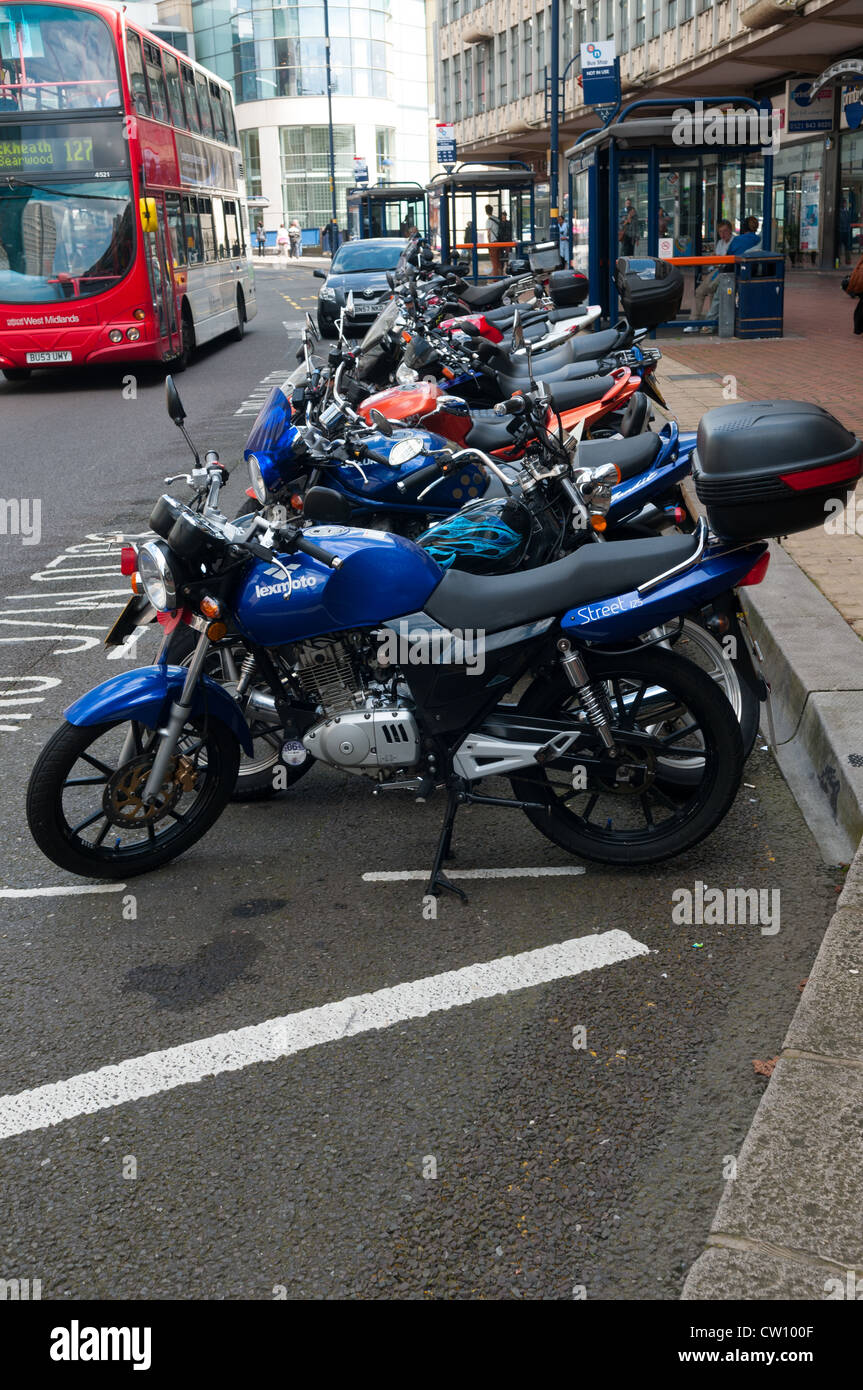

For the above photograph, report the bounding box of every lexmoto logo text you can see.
[574,594,643,623]
[50,1320,152,1371]
[254,574,319,600]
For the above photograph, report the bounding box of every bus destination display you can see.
[0,134,95,174]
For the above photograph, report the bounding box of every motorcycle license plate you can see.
[25,350,72,364]
[104,593,155,646]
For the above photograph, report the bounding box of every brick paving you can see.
[653,269,863,637]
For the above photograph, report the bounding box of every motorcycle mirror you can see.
[303,486,352,526]
[510,309,525,352]
[165,375,186,425]
[369,408,393,437]
[386,271,395,288]
[305,311,318,340]
[346,290,355,315]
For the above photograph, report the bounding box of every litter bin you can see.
[717,271,735,338]
[734,255,785,338]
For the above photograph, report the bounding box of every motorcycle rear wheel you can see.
[510,646,743,866]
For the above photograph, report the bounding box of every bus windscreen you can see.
[0,178,134,302]
[0,3,120,111]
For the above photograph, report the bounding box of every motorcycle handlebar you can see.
[295,534,343,569]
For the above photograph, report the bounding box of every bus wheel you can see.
[230,289,246,342]
[173,307,195,373]
[2,368,32,382]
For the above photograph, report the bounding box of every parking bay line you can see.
[0,884,127,899]
[0,931,648,1140]
[363,866,586,882]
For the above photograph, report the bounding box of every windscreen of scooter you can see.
[245,386,292,454]
[359,296,401,353]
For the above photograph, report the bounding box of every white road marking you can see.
[363,866,586,882]
[0,931,648,1140]
[0,884,127,898]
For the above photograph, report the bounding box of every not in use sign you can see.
[580,41,619,108]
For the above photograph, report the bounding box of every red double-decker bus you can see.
[0,0,256,380]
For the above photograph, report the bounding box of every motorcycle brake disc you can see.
[102,754,196,828]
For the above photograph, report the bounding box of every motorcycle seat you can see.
[567,328,629,361]
[459,277,519,309]
[464,416,521,452]
[542,375,617,411]
[425,532,699,634]
[576,431,663,481]
[496,360,604,393]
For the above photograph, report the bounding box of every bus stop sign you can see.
[580,43,620,109]
[436,122,457,166]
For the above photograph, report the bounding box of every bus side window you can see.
[198,196,215,261]
[223,94,238,147]
[195,73,214,140]
[162,51,186,129]
[209,80,226,141]
[182,65,200,134]
[143,41,169,124]
[212,197,227,259]
[224,201,243,257]
[166,193,186,267]
[126,33,150,117]
[183,195,203,263]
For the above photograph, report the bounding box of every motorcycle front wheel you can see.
[26,715,239,879]
[510,646,743,866]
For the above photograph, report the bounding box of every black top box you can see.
[693,400,862,542]
[615,256,684,328]
[549,268,588,308]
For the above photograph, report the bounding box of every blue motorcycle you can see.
[26,381,774,898]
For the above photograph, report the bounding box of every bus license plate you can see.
[25,351,73,364]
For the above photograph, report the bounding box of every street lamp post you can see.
[323,0,338,254]
[549,0,560,243]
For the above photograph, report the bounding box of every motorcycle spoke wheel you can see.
[26,716,239,879]
[510,646,743,866]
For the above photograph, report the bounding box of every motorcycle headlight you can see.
[396,362,419,384]
[137,541,178,613]
[319,287,337,301]
[247,454,269,504]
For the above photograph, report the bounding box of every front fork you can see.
[140,625,213,803]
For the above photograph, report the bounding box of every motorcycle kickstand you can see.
[426,784,467,904]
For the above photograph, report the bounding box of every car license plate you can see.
[25,350,73,364]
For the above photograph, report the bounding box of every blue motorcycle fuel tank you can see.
[328,430,487,514]
[235,526,445,645]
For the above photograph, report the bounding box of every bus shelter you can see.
[426,165,544,282]
[346,184,428,241]
[566,98,775,324]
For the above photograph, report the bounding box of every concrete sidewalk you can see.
[660,272,863,1300]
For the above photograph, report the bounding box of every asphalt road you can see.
[0,264,843,1300]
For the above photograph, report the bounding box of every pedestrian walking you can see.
[619,197,640,256]
[842,252,863,335]
[288,219,302,260]
[276,223,290,263]
[256,221,266,257]
[485,203,502,276]
[685,219,733,333]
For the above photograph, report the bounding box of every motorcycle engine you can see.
[292,636,421,772]
[302,708,420,770]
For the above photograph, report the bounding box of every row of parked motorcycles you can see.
[26,239,863,899]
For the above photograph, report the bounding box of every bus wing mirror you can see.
[165,375,186,425]
[139,196,158,235]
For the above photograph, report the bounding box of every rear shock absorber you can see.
[236,650,257,697]
[557,638,616,751]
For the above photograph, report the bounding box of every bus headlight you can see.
[247,454,269,504]
[137,541,179,612]
[126,327,141,341]
[108,329,123,343]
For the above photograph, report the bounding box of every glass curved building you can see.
[187,0,433,234]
